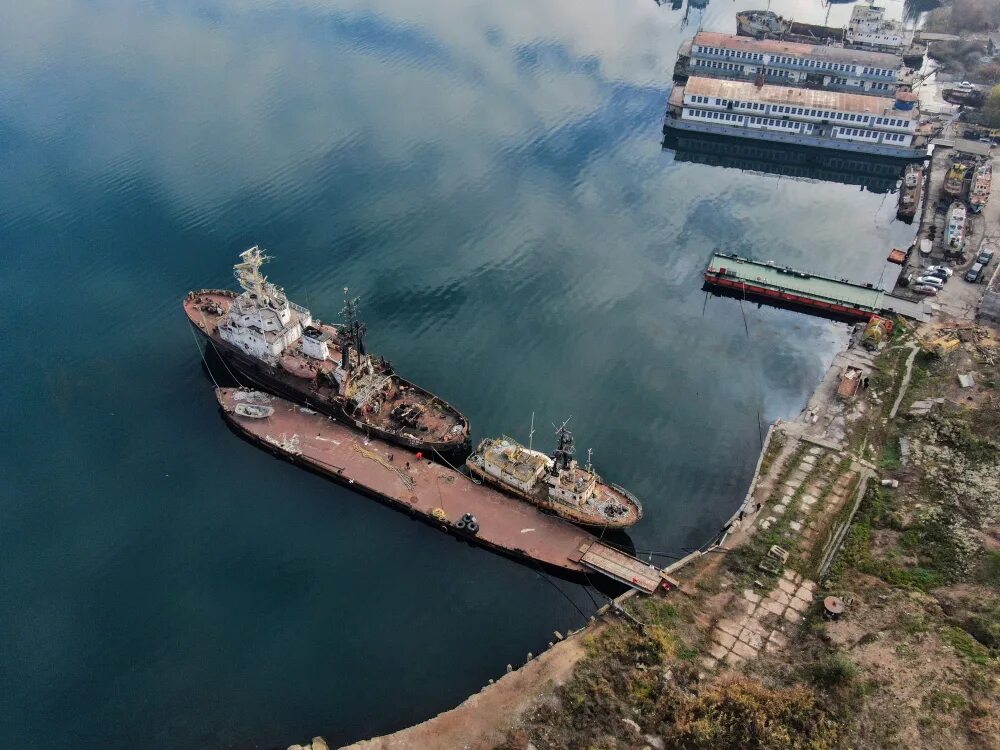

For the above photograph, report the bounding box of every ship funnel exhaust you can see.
[342,341,352,370]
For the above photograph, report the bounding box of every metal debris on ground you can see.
[908,397,945,416]
[958,373,976,388]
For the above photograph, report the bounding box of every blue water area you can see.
[0,0,917,747]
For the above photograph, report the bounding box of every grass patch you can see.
[941,626,993,666]
[974,551,1000,587]
[808,653,857,688]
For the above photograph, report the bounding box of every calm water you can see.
[0,1,918,747]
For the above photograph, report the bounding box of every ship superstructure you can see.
[185,247,470,455]
[466,424,643,528]
[845,1,913,54]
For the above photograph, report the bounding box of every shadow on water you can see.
[701,283,870,327]
[662,131,912,194]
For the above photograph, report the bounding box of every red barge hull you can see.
[215,388,664,593]
[703,273,875,321]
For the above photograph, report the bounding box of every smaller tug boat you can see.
[969,161,992,214]
[945,202,966,252]
[896,163,923,222]
[943,161,970,199]
[466,423,643,529]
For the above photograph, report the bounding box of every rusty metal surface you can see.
[216,387,621,575]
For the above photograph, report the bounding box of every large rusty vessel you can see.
[466,425,643,529]
[215,387,663,592]
[185,247,470,456]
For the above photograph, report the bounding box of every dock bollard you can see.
[506,664,512,673]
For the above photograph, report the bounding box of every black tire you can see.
[462,513,475,523]
[455,519,468,530]
[466,522,479,535]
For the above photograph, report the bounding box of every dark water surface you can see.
[1,1,917,747]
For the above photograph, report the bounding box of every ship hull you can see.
[187,295,470,459]
[896,166,924,222]
[663,116,927,160]
[467,463,641,529]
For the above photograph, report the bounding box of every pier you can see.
[704,252,930,322]
[216,388,664,594]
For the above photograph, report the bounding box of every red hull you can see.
[704,273,874,320]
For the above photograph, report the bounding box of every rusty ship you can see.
[943,160,970,200]
[216,387,664,592]
[465,424,643,529]
[896,162,923,222]
[970,161,992,214]
[185,247,470,456]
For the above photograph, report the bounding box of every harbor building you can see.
[675,32,904,94]
[664,76,926,158]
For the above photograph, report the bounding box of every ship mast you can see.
[552,418,574,473]
[233,246,274,302]
[528,411,535,452]
[341,287,368,356]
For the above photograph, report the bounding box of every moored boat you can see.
[736,10,789,38]
[466,425,643,529]
[896,163,923,221]
[945,202,966,252]
[943,161,970,199]
[970,161,992,214]
[185,247,470,456]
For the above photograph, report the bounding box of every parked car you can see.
[915,275,945,287]
[912,284,939,295]
[925,268,950,281]
[965,262,985,283]
[926,265,953,277]
[976,247,994,265]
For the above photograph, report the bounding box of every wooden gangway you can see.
[579,543,662,594]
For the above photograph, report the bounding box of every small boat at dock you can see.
[466,425,643,529]
[896,163,923,222]
[970,161,992,214]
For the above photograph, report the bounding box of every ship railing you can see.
[288,300,310,315]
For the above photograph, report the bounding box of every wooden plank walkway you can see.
[580,543,661,594]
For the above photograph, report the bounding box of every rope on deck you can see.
[352,443,415,491]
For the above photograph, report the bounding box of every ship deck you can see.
[216,388,663,593]
[704,252,930,322]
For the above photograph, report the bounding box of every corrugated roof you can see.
[692,31,902,69]
[683,77,918,119]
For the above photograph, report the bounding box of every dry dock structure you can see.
[704,252,929,322]
[216,387,664,593]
